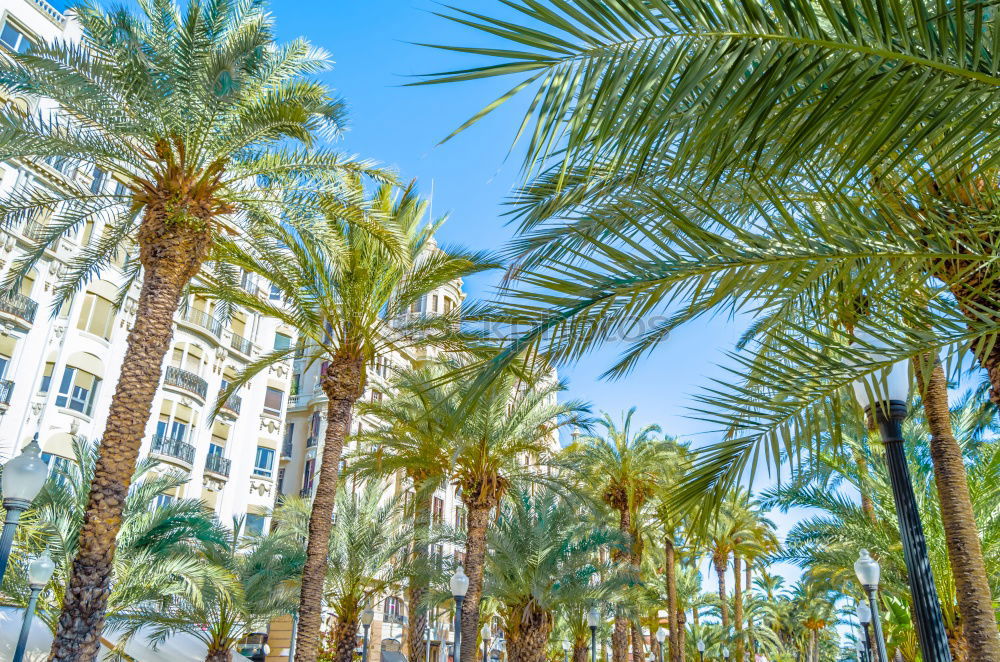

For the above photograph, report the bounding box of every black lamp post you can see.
[0,435,48,585]
[854,550,889,662]
[696,640,705,662]
[655,627,667,662]
[852,349,951,662]
[451,566,469,662]
[13,552,55,662]
[587,607,600,662]
[856,599,875,662]
[360,607,375,662]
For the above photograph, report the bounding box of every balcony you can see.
[282,439,294,459]
[299,486,312,498]
[383,613,408,626]
[306,435,318,448]
[0,292,37,324]
[178,307,223,337]
[164,366,208,399]
[230,333,253,356]
[219,391,242,416]
[0,379,13,407]
[204,453,231,478]
[150,435,195,466]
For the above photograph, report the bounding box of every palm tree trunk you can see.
[744,564,753,656]
[915,356,1000,662]
[733,553,743,662]
[664,536,680,662]
[676,611,686,662]
[407,487,433,662]
[630,621,644,662]
[947,624,969,662]
[331,616,361,662]
[573,641,588,662]
[714,556,730,632]
[294,354,364,662]
[852,449,878,524]
[49,213,210,662]
[460,502,492,662]
[691,606,698,628]
[205,646,233,662]
[505,607,553,662]
[612,509,631,662]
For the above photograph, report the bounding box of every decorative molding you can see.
[249,477,273,497]
[259,416,281,434]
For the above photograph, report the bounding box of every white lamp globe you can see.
[721,647,730,658]
[696,641,705,653]
[561,641,569,652]
[856,599,872,625]
[27,551,55,588]
[482,625,493,642]
[450,566,469,597]
[655,627,667,644]
[850,330,910,408]
[855,549,881,588]
[361,607,375,626]
[1,436,48,505]
[587,607,600,628]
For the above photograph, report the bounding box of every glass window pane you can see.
[264,387,282,413]
[273,333,291,351]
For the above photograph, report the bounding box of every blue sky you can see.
[269,0,810,588]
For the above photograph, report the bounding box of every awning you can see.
[0,607,254,662]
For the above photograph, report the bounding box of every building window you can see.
[432,496,444,526]
[269,283,282,300]
[156,418,189,442]
[245,513,266,536]
[76,292,115,340]
[0,354,9,380]
[454,506,467,532]
[253,446,275,478]
[153,494,174,509]
[208,442,224,458]
[39,362,54,393]
[385,596,403,621]
[429,544,444,571]
[273,332,292,351]
[114,180,129,197]
[0,21,33,53]
[55,366,100,415]
[41,453,71,486]
[277,467,285,493]
[90,166,107,194]
[263,387,283,416]
[302,458,315,492]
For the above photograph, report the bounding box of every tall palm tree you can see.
[0,2,377,656]
[272,488,413,662]
[483,489,617,662]
[349,364,457,662]
[566,410,663,662]
[114,518,304,662]
[2,437,222,634]
[204,184,493,662]
[415,4,1000,657]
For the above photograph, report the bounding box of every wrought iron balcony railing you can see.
[230,333,252,355]
[204,453,231,477]
[282,439,294,459]
[219,391,242,415]
[178,307,223,337]
[164,366,208,399]
[0,292,37,324]
[150,435,195,465]
[306,435,318,448]
[0,379,13,406]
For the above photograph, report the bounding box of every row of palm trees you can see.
[411,0,1000,659]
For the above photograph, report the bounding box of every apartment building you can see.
[0,0,291,528]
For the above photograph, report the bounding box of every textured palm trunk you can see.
[916,356,1000,662]
[852,449,878,524]
[630,622,644,662]
[947,625,969,662]
[205,646,233,662]
[691,606,698,628]
[714,557,730,632]
[331,616,361,662]
[294,354,364,662]
[744,563,753,656]
[49,205,211,662]
[505,607,553,662]
[611,509,631,662]
[407,487,433,662]
[664,536,679,662]
[573,642,588,662]
[733,554,743,662]
[676,612,685,662]
[460,503,492,662]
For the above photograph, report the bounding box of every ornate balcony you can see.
[306,435,318,448]
[204,453,231,478]
[0,379,13,407]
[164,366,208,399]
[219,391,242,416]
[178,307,223,337]
[0,292,37,324]
[230,333,253,356]
[282,439,294,459]
[150,435,195,466]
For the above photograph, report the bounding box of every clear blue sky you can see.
[271,0,809,586]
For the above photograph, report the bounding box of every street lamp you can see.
[561,640,570,662]
[451,566,469,662]
[721,646,730,662]
[856,599,875,662]
[855,550,889,662]
[13,552,55,662]
[852,350,951,662]
[482,625,493,662]
[856,641,868,662]
[0,435,48,585]
[696,640,705,662]
[587,607,600,662]
[360,607,375,662]
[655,627,667,662]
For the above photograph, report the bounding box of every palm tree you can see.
[566,410,663,662]
[203,183,493,662]
[483,489,617,662]
[790,581,837,662]
[1,437,222,634]
[349,364,458,662]
[415,4,1000,657]
[0,2,377,656]
[114,518,304,662]
[272,488,413,662]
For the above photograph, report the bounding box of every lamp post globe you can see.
[13,552,55,662]
[587,607,600,662]
[721,646,730,661]
[360,607,375,662]
[654,627,667,662]
[696,640,705,662]
[483,625,494,662]
[855,550,889,662]
[0,435,48,585]
[451,567,469,662]
[851,339,951,662]
[561,639,570,662]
